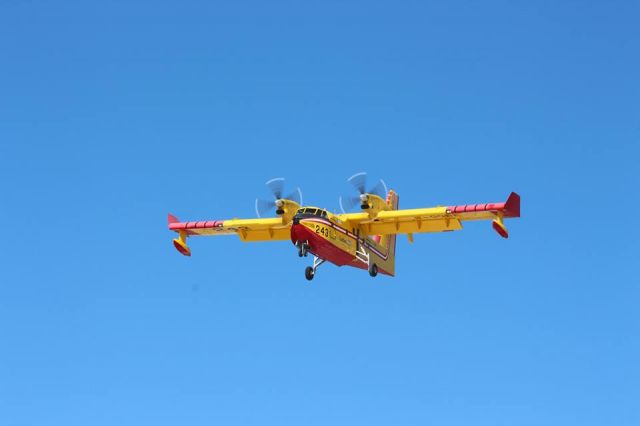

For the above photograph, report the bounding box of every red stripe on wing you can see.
[167,214,225,235]
[447,192,520,218]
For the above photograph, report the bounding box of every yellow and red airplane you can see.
[168,174,520,280]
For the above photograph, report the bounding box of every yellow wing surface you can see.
[339,206,462,235]
[339,192,520,239]
[168,214,291,256]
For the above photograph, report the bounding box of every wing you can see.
[339,192,520,238]
[168,214,291,241]
[339,207,462,235]
[168,213,291,256]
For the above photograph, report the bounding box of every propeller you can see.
[339,172,388,213]
[255,177,303,217]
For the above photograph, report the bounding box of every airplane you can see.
[167,173,521,281]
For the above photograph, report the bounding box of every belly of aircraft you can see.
[290,220,360,267]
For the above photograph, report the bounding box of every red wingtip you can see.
[168,213,180,225]
[504,192,520,218]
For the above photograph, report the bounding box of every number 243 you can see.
[315,225,330,237]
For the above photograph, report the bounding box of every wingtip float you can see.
[167,175,521,280]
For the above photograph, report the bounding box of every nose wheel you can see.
[304,256,325,281]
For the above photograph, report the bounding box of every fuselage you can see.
[290,207,395,276]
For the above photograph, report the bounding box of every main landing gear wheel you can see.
[368,263,378,277]
[304,256,325,282]
[305,266,314,281]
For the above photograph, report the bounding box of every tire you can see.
[368,263,378,277]
[305,266,314,281]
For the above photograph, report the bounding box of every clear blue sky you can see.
[1,1,638,425]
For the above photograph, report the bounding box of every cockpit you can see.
[293,207,329,223]
[296,207,328,217]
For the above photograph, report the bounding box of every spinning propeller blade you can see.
[339,195,361,213]
[265,177,285,199]
[347,172,368,195]
[255,178,303,217]
[255,198,277,217]
[368,179,388,198]
[285,187,303,206]
[340,172,388,212]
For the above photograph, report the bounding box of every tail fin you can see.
[492,192,521,238]
[504,192,521,218]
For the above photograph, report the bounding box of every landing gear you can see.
[305,266,314,281]
[296,240,310,257]
[368,263,378,277]
[304,256,325,281]
[355,242,377,278]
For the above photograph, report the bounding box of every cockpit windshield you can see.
[296,208,328,218]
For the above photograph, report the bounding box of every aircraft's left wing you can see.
[168,214,291,256]
[341,207,463,236]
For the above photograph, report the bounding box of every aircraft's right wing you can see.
[340,192,521,238]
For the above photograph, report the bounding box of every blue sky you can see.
[1,1,638,425]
